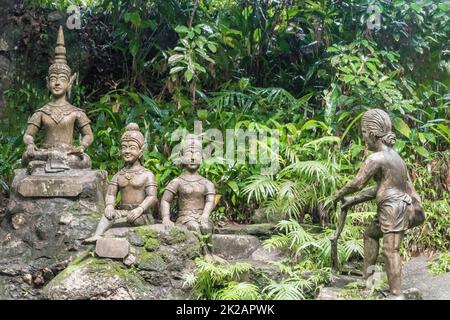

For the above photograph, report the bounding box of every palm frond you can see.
[242,175,279,203]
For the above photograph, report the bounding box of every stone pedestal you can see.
[0,169,107,299]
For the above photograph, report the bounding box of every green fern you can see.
[189,258,254,300]
[215,282,262,300]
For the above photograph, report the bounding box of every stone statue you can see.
[334,108,425,298]
[161,134,215,235]
[22,26,93,174]
[84,123,158,243]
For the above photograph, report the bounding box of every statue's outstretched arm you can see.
[336,157,380,201]
[342,186,377,208]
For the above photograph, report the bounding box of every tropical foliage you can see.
[0,0,448,300]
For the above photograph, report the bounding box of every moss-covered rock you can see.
[42,224,203,300]
[166,227,188,244]
[43,254,152,300]
[144,238,160,252]
[137,250,166,272]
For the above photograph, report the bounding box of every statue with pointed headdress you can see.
[84,123,158,243]
[161,134,216,235]
[22,26,94,174]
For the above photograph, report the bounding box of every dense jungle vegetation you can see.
[0,0,449,299]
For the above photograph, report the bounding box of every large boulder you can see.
[42,225,202,300]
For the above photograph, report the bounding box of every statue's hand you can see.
[163,218,174,229]
[104,206,116,220]
[127,207,144,224]
[68,146,85,155]
[26,144,37,158]
[200,214,210,226]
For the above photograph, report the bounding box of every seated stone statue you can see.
[22,26,93,174]
[84,123,158,243]
[161,134,215,235]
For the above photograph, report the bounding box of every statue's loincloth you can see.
[376,192,412,233]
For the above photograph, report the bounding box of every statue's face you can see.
[48,73,69,98]
[121,140,142,164]
[362,127,377,151]
[184,150,201,171]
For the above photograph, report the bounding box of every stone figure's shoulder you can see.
[27,109,44,126]
[200,177,215,194]
[142,169,157,186]
[365,151,386,164]
[142,168,155,176]
[108,171,122,185]
[165,177,180,194]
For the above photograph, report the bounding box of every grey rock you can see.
[123,254,136,267]
[43,225,202,300]
[251,208,285,224]
[43,258,152,300]
[317,287,346,300]
[59,212,73,225]
[250,246,284,262]
[128,231,144,247]
[212,234,261,260]
[217,223,276,238]
[95,238,130,259]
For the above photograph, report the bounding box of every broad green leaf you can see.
[184,69,193,82]
[343,75,354,83]
[207,43,217,53]
[175,25,190,34]
[169,66,185,74]
[393,118,411,138]
[124,11,141,28]
[227,181,239,196]
[415,146,429,158]
[168,54,184,64]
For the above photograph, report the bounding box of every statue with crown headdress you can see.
[161,134,216,237]
[22,26,93,174]
[84,123,158,243]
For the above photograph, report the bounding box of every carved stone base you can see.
[0,169,107,299]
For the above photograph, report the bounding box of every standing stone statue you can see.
[161,134,215,235]
[22,26,93,174]
[84,123,158,243]
[334,108,425,298]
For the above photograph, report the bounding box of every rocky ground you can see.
[317,256,450,300]
[403,255,450,300]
